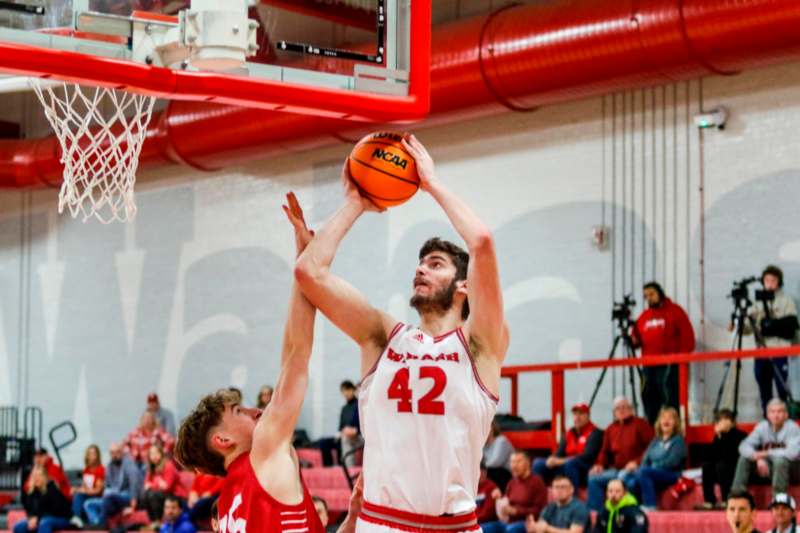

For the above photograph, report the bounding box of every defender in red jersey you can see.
[175,193,324,533]
[296,135,509,533]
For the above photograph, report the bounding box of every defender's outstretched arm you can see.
[295,167,397,374]
[252,192,317,459]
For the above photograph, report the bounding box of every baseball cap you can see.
[147,392,159,402]
[770,492,796,510]
[571,403,590,414]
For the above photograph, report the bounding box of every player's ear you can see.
[211,431,235,453]
[455,279,468,295]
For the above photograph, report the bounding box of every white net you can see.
[30,80,157,223]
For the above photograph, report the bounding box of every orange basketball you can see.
[348,132,420,208]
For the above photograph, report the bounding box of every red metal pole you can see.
[510,374,519,416]
[679,362,690,428]
[552,370,565,451]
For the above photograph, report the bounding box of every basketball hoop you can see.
[30,80,156,223]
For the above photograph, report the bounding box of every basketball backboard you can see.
[0,0,430,122]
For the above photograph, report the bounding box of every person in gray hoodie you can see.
[732,399,800,494]
[624,407,687,510]
[83,442,143,527]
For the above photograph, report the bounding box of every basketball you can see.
[348,132,420,208]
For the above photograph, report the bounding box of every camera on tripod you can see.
[612,294,636,322]
[755,289,775,303]
[729,276,758,303]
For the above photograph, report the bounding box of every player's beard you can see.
[410,279,457,317]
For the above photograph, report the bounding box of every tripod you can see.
[590,308,643,413]
[714,291,752,417]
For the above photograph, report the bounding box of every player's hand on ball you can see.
[401,134,437,192]
[341,161,385,213]
[282,192,315,254]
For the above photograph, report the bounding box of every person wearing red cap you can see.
[147,393,176,437]
[124,411,175,466]
[533,403,603,489]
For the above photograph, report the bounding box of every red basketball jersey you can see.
[217,453,324,533]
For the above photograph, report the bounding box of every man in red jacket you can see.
[631,281,695,424]
[586,397,654,511]
[482,451,548,533]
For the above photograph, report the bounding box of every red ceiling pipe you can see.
[2,0,800,187]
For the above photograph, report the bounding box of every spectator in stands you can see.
[319,380,362,467]
[256,385,274,409]
[147,393,177,436]
[587,397,654,511]
[731,398,800,496]
[143,443,189,526]
[187,472,224,527]
[160,494,196,533]
[124,411,175,466]
[533,403,602,489]
[727,490,762,533]
[312,496,329,529]
[767,492,797,533]
[591,479,648,533]
[481,451,548,533]
[84,442,142,528]
[697,408,747,510]
[735,266,799,415]
[527,474,590,533]
[210,500,219,533]
[14,465,72,533]
[624,406,686,510]
[339,380,362,467]
[69,444,105,528]
[630,281,696,425]
[485,418,515,490]
[477,461,499,524]
[23,448,71,501]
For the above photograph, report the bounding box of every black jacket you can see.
[592,504,648,533]
[555,426,604,465]
[22,481,71,519]
[710,427,747,466]
[339,398,360,434]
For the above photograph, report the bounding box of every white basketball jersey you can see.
[359,323,498,516]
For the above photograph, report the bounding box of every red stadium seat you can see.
[297,448,323,468]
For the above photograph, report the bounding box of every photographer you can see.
[732,265,799,416]
[630,282,696,425]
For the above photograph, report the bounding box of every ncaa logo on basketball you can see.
[371,148,409,170]
[373,132,404,142]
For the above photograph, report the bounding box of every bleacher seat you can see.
[301,466,361,512]
[301,467,361,491]
[658,483,800,510]
[648,511,793,533]
[297,448,323,468]
[308,488,351,512]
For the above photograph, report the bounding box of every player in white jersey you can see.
[296,134,509,533]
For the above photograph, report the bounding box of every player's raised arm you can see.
[295,164,397,369]
[402,135,509,363]
[251,193,317,460]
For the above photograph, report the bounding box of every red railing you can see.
[501,345,800,451]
